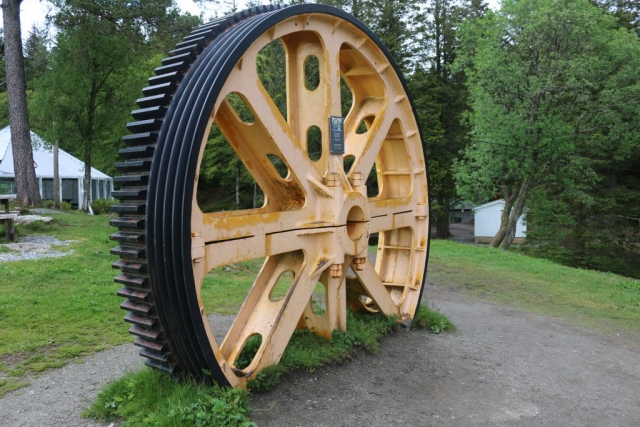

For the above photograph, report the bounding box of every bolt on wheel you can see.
[111,4,429,387]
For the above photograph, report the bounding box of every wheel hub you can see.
[336,189,370,256]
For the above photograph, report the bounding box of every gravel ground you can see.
[0,236,75,263]
[0,285,638,426]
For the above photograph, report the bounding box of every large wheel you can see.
[111,4,429,387]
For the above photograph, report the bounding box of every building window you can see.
[0,179,15,194]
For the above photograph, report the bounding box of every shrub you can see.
[91,198,117,215]
[41,200,73,211]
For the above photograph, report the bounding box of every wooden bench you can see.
[0,213,18,242]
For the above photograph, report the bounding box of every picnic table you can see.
[0,194,17,241]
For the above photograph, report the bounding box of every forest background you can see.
[0,0,639,279]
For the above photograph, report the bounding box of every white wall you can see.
[474,200,526,238]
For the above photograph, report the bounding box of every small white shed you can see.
[474,199,526,243]
[0,126,113,208]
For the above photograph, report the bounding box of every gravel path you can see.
[0,286,638,426]
[0,236,75,263]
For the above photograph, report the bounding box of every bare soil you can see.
[0,285,638,427]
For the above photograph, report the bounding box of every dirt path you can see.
[1,285,638,426]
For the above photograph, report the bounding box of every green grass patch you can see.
[87,305,447,426]
[0,245,16,253]
[84,368,255,427]
[413,303,456,334]
[200,259,264,315]
[0,212,128,395]
[247,310,400,392]
[428,240,640,338]
[0,378,29,396]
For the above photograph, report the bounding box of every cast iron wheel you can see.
[111,4,430,387]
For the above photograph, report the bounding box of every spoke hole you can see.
[366,162,380,197]
[225,92,254,124]
[257,40,287,119]
[234,333,263,370]
[197,122,265,212]
[269,270,295,302]
[356,116,374,134]
[304,55,319,91]
[307,125,322,162]
[311,282,326,315]
[344,154,355,174]
[340,76,353,117]
[267,154,289,179]
[347,206,365,241]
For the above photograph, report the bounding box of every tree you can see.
[409,0,486,238]
[1,0,42,205]
[454,0,640,250]
[31,0,198,211]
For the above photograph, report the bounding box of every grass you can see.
[85,305,443,426]
[0,212,128,396]
[83,368,255,427]
[6,211,639,425]
[427,240,640,339]
[413,303,456,334]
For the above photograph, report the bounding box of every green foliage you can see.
[429,240,640,336]
[42,200,73,211]
[234,335,263,370]
[412,303,456,333]
[85,368,255,427]
[454,0,640,250]
[15,219,49,235]
[91,198,117,215]
[29,0,200,185]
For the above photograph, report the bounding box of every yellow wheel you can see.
[111,4,429,387]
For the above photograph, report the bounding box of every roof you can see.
[473,199,505,212]
[0,126,111,180]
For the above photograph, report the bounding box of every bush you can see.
[42,200,73,211]
[91,198,117,215]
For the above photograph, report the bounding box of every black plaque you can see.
[329,116,344,154]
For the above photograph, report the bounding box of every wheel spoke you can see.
[192,208,312,246]
[346,102,394,178]
[218,48,324,192]
[352,258,398,316]
[369,197,425,234]
[281,27,343,177]
[220,250,329,375]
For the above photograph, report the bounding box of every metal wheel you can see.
[111,4,429,387]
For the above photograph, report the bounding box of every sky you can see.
[2,0,221,38]
[4,0,500,40]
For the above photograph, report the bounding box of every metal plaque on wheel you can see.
[329,116,345,154]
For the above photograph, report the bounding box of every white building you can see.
[0,126,112,208]
[474,199,526,243]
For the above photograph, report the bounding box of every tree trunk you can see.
[2,0,42,206]
[499,177,533,250]
[53,139,60,209]
[253,182,258,209]
[235,159,241,210]
[434,195,451,238]
[489,189,516,248]
[82,149,91,211]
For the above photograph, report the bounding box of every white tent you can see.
[0,126,113,208]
